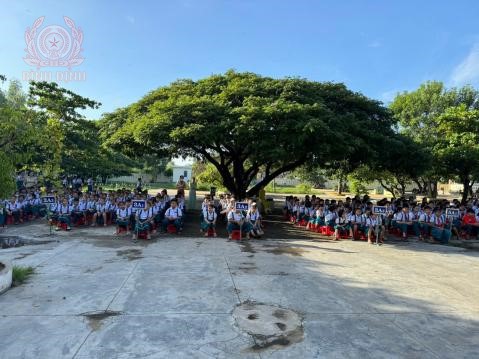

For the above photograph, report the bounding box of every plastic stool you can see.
[167,224,177,233]
[231,230,242,240]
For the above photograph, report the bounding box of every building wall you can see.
[173,166,192,183]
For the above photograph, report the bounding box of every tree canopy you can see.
[103,70,394,198]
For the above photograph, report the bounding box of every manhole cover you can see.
[233,301,304,351]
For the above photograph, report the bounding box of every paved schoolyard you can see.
[0,221,478,359]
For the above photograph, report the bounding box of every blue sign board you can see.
[41,196,56,204]
[445,208,460,218]
[235,202,249,211]
[372,206,387,215]
[132,200,146,209]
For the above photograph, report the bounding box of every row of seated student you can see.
[283,194,479,244]
[199,194,264,240]
[0,187,186,241]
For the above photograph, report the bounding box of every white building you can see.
[172,158,193,183]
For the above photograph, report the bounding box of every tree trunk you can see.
[337,175,343,195]
[461,176,471,205]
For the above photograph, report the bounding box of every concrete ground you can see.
[0,220,478,359]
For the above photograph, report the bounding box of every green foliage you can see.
[0,151,15,198]
[293,166,326,188]
[347,173,369,196]
[105,70,393,198]
[390,82,479,201]
[164,162,173,177]
[193,162,223,187]
[12,266,34,286]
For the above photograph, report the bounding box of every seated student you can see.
[227,205,247,240]
[47,197,60,223]
[324,205,337,229]
[365,211,385,244]
[245,202,263,239]
[429,208,451,244]
[29,194,43,218]
[132,201,153,240]
[461,209,479,240]
[159,189,171,210]
[334,209,350,241]
[349,207,366,240]
[152,199,165,228]
[201,203,218,237]
[116,201,131,235]
[56,197,73,230]
[85,194,97,225]
[306,205,322,230]
[70,198,83,225]
[91,198,107,227]
[418,206,434,240]
[393,205,418,239]
[5,196,23,225]
[162,199,183,233]
[283,196,294,218]
[19,194,32,220]
[105,197,117,224]
[296,201,307,223]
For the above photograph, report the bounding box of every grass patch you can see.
[12,266,34,286]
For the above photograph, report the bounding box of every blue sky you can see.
[1,0,479,119]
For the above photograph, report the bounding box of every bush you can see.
[12,266,34,286]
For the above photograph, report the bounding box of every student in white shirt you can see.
[201,203,218,237]
[57,197,73,231]
[245,202,263,239]
[116,201,131,235]
[227,206,245,240]
[92,198,107,227]
[162,199,183,233]
[365,212,384,244]
[133,201,153,240]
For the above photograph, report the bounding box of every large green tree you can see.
[104,71,394,198]
[435,105,479,203]
[390,81,479,197]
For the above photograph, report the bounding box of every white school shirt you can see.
[419,213,433,223]
[228,211,243,222]
[116,207,130,219]
[165,207,182,219]
[325,212,336,222]
[431,214,445,226]
[204,209,217,222]
[366,217,379,227]
[96,204,106,213]
[58,204,73,215]
[137,208,153,220]
[247,210,261,222]
[395,212,415,222]
[78,201,87,211]
[86,200,96,210]
[349,214,366,224]
[335,217,347,225]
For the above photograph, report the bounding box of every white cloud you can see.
[450,43,479,86]
[126,16,135,24]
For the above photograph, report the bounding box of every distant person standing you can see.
[176,175,187,197]
[16,173,24,190]
[136,178,143,192]
[87,177,94,193]
[188,177,197,210]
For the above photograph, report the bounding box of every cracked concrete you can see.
[0,221,478,358]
